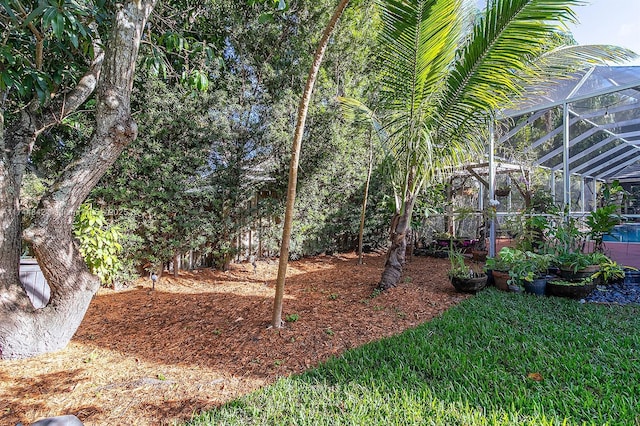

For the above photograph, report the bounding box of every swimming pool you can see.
[604,223,640,243]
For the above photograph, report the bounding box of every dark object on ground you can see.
[26,415,84,426]
[524,277,547,296]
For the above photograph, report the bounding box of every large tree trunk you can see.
[378,194,416,290]
[0,0,156,359]
[0,115,33,313]
[272,0,351,328]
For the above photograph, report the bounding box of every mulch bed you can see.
[0,252,468,426]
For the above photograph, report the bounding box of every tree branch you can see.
[25,0,157,244]
[34,31,105,134]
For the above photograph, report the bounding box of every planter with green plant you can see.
[546,276,596,299]
[448,249,487,293]
[556,251,607,282]
[485,247,526,291]
[509,251,553,296]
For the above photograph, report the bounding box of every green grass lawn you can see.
[185,289,640,425]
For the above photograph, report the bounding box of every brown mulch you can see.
[0,252,469,426]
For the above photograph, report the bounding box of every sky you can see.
[564,0,640,66]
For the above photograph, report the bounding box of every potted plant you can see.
[547,276,596,299]
[556,251,607,282]
[485,247,526,291]
[509,251,552,295]
[495,186,511,197]
[448,249,487,293]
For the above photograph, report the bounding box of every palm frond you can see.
[438,0,586,136]
[533,44,637,75]
[516,44,638,99]
[373,0,469,200]
[376,0,464,117]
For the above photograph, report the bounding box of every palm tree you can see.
[351,0,634,290]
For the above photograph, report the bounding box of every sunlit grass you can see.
[185,289,640,425]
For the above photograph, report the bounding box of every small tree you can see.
[74,203,123,286]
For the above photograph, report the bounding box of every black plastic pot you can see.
[524,277,547,296]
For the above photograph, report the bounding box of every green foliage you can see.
[515,214,550,252]
[546,214,586,256]
[586,205,620,252]
[187,290,640,425]
[87,1,386,276]
[557,251,609,273]
[485,246,526,272]
[447,249,473,279]
[529,186,558,214]
[0,0,105,102]
[73,203,122,286]
[600,179,625,206]
[509,251,552,284]
[285,313,299,323]
[94,74,247,274]
[593,258,625,284]
[486,247,551,285]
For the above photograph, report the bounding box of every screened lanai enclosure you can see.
[414,66,640,268]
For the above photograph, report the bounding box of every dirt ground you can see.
[0,252,469,426]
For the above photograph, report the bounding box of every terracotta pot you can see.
[491,270,510,291]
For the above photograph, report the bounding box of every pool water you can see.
[604,223,640,243]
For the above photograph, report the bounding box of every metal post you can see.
[489,120,496,257]
[580,177,586,213]
[563,103,571,212]
[507,174,512,211]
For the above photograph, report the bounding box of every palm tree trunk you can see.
[272,0,351,328]
[378,194,416,290]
